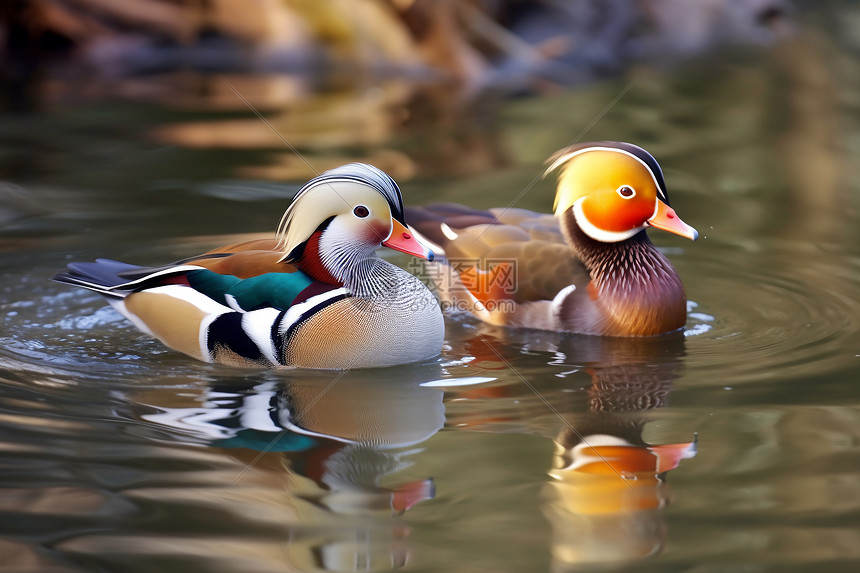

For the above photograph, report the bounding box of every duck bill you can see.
[647,200,699,240]
[649,437,698,473]
[382,219,435,261]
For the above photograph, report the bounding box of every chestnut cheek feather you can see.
[587,196,653,232]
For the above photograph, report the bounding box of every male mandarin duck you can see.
[407,142,698,336]
[53,164,444,369]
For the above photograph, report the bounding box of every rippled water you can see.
[3,16,860,573]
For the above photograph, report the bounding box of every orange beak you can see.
[649,437,698,473]
[647,200,698,240]
[382,219,435,261]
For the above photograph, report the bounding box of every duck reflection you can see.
[545,334,696,568]
[455,327,696,568]
[129,365,445,571]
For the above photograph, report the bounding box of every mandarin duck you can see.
[407,142,698,336]
[53,164,444,368]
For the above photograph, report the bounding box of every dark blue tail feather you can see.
[53,259,165,297]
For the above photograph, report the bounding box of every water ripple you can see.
[677,239,860,384]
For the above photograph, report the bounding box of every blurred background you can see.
[0,0,805,185]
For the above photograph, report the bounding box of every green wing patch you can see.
[187,269,314,311]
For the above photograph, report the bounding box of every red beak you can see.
[382,219,435,261]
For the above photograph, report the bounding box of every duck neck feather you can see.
[560,208,687,335]
[319,232,405,299]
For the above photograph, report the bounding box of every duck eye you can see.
[616,185,635,199]
[353,205,370,218]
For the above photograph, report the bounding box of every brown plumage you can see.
[406,142,697,337]
[179,238,288,279]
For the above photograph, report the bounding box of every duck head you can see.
[547,142,698,244]
[276,163,433,284]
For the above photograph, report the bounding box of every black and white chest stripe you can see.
[203,287,350,365]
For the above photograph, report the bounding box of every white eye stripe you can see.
[545,146,669,203]
[616,185,636,199]
[573,198,643,243]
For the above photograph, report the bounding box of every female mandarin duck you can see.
[407,142,698,336]
[53,164,444,368]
